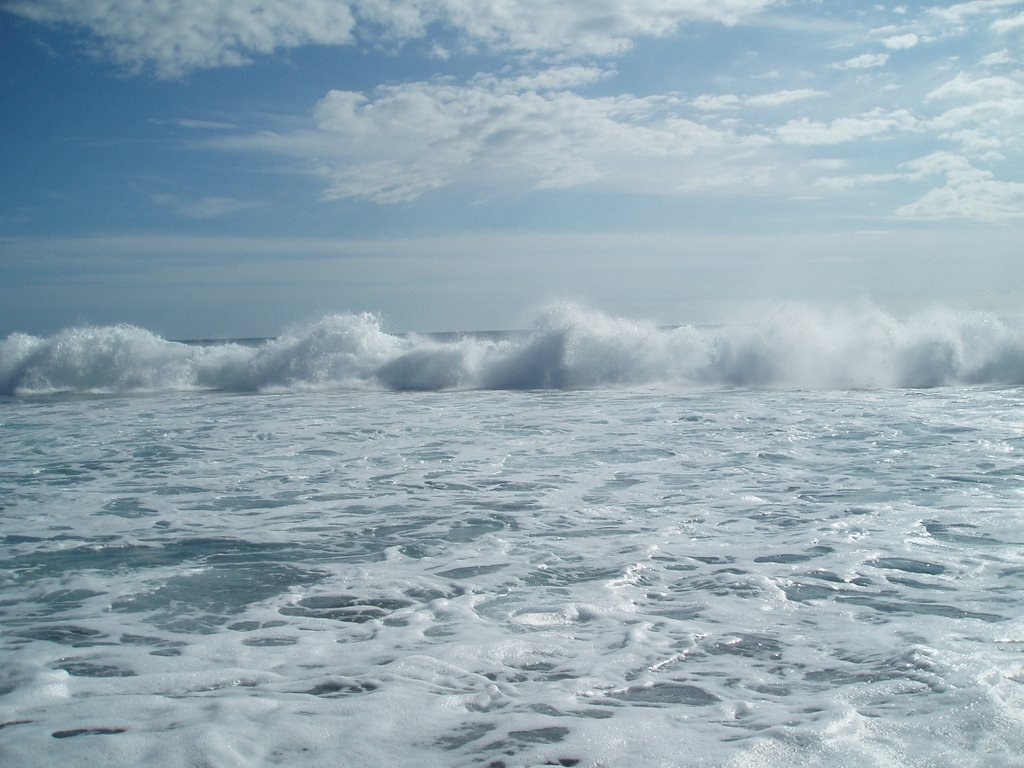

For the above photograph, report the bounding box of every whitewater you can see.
[2,304,1024,767]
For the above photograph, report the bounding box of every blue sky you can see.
[1,0,1022,338]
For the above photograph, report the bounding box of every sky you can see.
[1,0,1022,338]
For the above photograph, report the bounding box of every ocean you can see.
[2,304,1023,767]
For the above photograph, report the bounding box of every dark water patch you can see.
[403,585,465,602]
[507,726,570,744]
[446,516,517,542]
[13,624,109,647]
[836,595,1005,622]
[424,479,480,492]
[754,553,813,564]
[119,633,187,654]
[923,521,1001,546]
[184,495,300,513]
[783,581,838,602]
[52,727,127,739]
[745,683,792,696]
[605,683,719,706]
[705,634,784,661]
[242,636,297,647]
[0,720,34,730]
[2,538,328,583]
[3,588,108,619]
[869,558,946,575]
[534,524,644,539]
[885,575,955,591]
[99,497,159,518]
[935,473,995,486]
[805,569,873,587]
[112,563,325,633]
[304,678,378,697]
[436,563,510,579]
[3,534,44,544]
[525,564,624,588]
[437,722,497,750]
[280,594,413,623]
[650,603,705,621]
[56,659,134,677]
[805,648,947,693]
[684,573,763,599]
[757,451,795,463]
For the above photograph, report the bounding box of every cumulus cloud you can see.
[4,0,358,78]
[745,88,826,107]
[993,12,1024,33]
[894,152,1024,221]
[927,72,1023,102]
[4,0,779,76]
[691,94,743,111]
[924,71,1024,152]
[692,89,824,111]
[810,150,1024,221]
[882,32,919,49]
[775,109,918,145]
[980,49,1014,67]
[929,0,1024,31]
[210,69,770,203]
[831,52,890,70]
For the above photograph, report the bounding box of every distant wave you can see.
[2,304,1023,395]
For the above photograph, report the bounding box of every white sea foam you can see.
[2,304,1022,395]
[2,383,1023,766]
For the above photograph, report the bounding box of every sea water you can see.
[2,305,1024,767]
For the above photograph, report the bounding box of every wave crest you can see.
[2,305,1022,395]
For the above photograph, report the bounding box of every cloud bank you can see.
[212,68,771,203]
[5,0,778,77]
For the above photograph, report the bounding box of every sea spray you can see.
[2,304,1022,395]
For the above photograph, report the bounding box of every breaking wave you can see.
[2,304,1023,395]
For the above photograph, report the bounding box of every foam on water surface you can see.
[2,349,1024,765]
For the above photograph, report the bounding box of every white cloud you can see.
[5,0,358,78]
[692,94,742,111]
[211,71,771,203]
[808,150,1024,222]
[831,52,890,70]
[894,153,1024,221]
[980,49,1013,67]
[927,72,1023,102]
[882,32,919,49]
[392,0,779,56]
[993,12,1024,33]
[691,88,824,111]
[924,72,1024,149]
[775,108,918,145]
[745,88,826,107]
[493,66,612,92]
[929,0,1024,29]
[941,129,1004,155]
[5,0,780,77]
